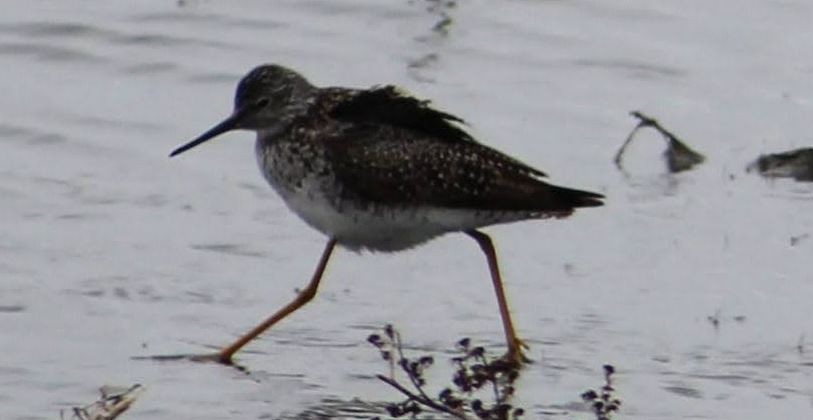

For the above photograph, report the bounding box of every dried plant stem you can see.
[376,374,468,419]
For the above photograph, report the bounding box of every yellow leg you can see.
[466,230,529,365]
[209,239,337,364]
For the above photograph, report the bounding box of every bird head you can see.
[170,64,314,157]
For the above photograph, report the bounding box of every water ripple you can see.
[569,57,686,78]
[0,305,26,313]
[190,243,266,258]
[0,42,105,63]
[129,11,285,31]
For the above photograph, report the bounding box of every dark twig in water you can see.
[706,309,746,331]
[707,308,721,331]
[580,365,622,420]
[790,233,810,246]
[614,111,705,173]
[369,325,524,420]
[376,374,459,418]
[392,326,439,410]
[613,121,646,170]
[424,0,456,36]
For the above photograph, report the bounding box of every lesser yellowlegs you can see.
[169,64,604,365]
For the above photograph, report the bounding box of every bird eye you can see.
[256,98,270,107]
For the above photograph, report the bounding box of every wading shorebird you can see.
[169,64,603,366]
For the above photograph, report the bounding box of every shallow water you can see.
[2,0,813,419]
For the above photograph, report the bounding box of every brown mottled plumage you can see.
[168,64,603,366]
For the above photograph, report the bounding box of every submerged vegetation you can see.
[369,324,523,420]
[580,365,621,420]
[367,325,622,420]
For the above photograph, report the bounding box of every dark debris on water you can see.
[747,147,813,182]
[614,111,705,174]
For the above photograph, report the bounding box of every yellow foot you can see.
[504,337,533,367]
[133,352,246,371]
[187,352,235,365]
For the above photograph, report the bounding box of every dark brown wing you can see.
[329,85,473,143]
[325,85,548,179]
[325,123,603,212]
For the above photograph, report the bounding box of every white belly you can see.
[278,184,524,252]
[283,192,451,251]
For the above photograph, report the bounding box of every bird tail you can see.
[548,184,604,209]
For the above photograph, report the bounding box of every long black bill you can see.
[169,106,252,157]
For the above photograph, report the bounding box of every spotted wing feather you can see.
[326,124,603,212]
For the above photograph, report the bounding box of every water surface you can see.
[1,1,812,419]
